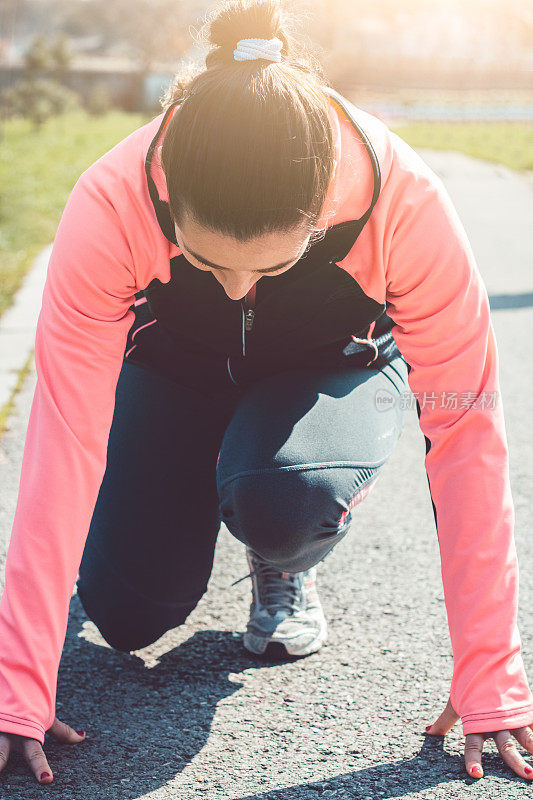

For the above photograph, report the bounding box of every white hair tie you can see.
[233,37,283,63]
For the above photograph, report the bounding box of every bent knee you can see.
[76,574,204,653]
[219,465,377,570]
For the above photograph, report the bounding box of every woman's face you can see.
[173,210,311,300]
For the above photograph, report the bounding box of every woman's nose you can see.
[217,272,258,300]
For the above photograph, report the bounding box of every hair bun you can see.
[203,0,288,64]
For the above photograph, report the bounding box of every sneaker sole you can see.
[243,619,328,657]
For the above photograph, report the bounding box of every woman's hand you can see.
[425,696,533,780]
[0,716,85,784]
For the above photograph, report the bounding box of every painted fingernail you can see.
[76,730,85,736]
[425,724,432,732]
[40,771,51,781]
[471,764,483,778]
[525,766,533,776]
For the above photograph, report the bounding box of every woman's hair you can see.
[159,0,336,244]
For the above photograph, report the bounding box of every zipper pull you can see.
[244,308,255,332]
[241,284,256,357]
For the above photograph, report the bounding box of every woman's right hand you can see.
[0,716,86,784]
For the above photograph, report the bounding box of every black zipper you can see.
[228,287,256,383]
[240,301,256,356]
[240,286,256,356]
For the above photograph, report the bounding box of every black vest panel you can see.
[125,86,400,395]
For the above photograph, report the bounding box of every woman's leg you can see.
[76,359,236,653]
[216,353,409,573]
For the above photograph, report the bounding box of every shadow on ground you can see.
[1,593,524,799]
[489,292,533,310]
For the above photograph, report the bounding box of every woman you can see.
[0,0,532,786]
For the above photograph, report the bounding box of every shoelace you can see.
[231,550,332,588]
[232,554,304,614]
[231,550,332,590]
[231,569,256,587]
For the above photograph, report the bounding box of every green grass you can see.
[0,108,150,320]
[390,121,533,172]
[1,113,532,325]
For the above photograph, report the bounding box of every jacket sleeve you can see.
[0,169,137,744]
[383,145,533,735]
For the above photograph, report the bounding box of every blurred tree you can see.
[1,78,79,128]
[24,34,55,75]
[23,32,73,81]
[49,32,73,84]
[0,32,80,127]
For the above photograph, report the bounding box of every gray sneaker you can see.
[242,547,328,657]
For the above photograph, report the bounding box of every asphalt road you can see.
[0,150,532,799]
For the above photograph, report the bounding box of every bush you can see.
[0,79,81,127]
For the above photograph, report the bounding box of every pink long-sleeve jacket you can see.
[1,87,532,745]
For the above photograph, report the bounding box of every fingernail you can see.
[471,764,483,777]
[76,730,85,736]
[525,766,533,775]
[425,724,432,732]
[40,771,51,781]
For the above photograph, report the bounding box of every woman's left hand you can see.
[425,696,533,780]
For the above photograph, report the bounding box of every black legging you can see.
[76,353,409,652]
